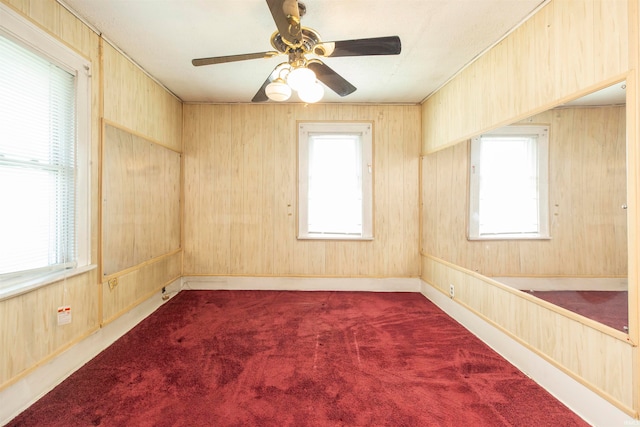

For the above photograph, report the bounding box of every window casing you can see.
[298,122,373,240]
[0,3,92,299]
[468,125,549,240]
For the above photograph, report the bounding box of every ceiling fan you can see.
[191,0,401,103]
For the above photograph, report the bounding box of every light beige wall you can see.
[102,124,181,277]
[102,43,182,150]
[627,0,639,413]
[422,0,628,154]
[0,0,183,390]
[100,123,182,321]
[420,0,638,416]
[0,0,101,391]
[99,42,183,323]
[183,104,421,278]
[421,255,634,410]
[423,105,627,277]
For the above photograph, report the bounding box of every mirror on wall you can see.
[488,80,628,333]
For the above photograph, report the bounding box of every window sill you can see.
[298,235,374,241]
[0,264,97,302]
[467,235,551,241]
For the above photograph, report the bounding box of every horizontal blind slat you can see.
[0,31,77,277]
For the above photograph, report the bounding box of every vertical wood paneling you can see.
[183,104,421,278]
[627,0,639,413]
[422,256,634,413]
[103,125,135,274]
[101,252,181,323]
[404,106,421,273]
[102,125,181,277]
[260,106,276,275]
[420,0,636,414]
[102,43,182,148]
[0,0,103,390]
[165,147,181,253]
[133,139,153,263]
[422,106,627,277]
[552,0,594,99]
[272,105,296,275]
[0,269,100,389]
[422,0,628,154]
[214,105,233,273]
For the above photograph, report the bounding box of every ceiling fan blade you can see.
[266,0,303,45]
[313,36,401,58]
[307,61,356,97]
[192,51,278,67]
[252,78,271,103]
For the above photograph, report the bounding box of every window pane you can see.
[308,134,362,235]
[0,32,77,279]
[478,136,539,235]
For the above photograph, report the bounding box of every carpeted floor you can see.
[7,291,588,426]
[525,290,628,332]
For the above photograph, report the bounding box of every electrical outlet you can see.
[449,284,455,298]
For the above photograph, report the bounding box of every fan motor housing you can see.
[271,27,321,53]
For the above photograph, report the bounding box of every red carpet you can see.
[525,290,628,332]
[7,291,588,426]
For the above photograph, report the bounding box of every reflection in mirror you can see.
[491,81,628,333]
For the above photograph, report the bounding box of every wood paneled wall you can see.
[422,255,634,411]
[102,43,182,150]
[102,124,181,277]
[422,0,628,154]
[183,104,420,278]
[423,105,627,277]
[99,42,183,324]
[101,251,181,323]
[0,0,101,390]
[0,0,183,391]
[420,0,637,416]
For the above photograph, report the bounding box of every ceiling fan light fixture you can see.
[265,77,292,101]
[286,66,316,92]
[298,80,324,103]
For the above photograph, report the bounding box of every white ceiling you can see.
[563,80,627,107]
[59,0,546,104]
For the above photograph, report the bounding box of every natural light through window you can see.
[468,125,549,240]
[299,122,373,240]
[0,3,91,297]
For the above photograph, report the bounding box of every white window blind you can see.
[0,33,76,276]
[0,2,91,297]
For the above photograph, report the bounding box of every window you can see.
[468,125,549,240]
[0,4,92,298]
[298,122,373,240]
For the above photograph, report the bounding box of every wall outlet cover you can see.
[57,306,72,325]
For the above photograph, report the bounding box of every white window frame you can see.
[468,125,550,240]
[298,122,373,240]
[0,3,92,300]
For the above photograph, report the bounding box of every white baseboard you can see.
[181,276,422,292]
[0,279,182,427]
[419,280,632,427]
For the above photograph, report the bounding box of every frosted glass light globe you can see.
[265,79,291,102]
[298,80,324,103]
[286,67,316,92]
